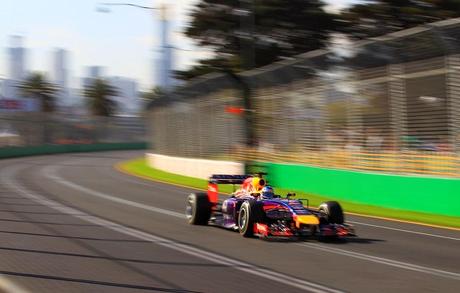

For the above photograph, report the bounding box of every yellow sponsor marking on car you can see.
[294,215,320,228]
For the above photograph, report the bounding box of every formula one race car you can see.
[185,174,355,240]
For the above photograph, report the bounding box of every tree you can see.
[141,86,166,106]
[17,72,57,112]
[342,0,460,39]
[180,0,339,79]
[174,57,231,80]
[83,79,118,116]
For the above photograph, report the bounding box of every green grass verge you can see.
[119,158,237,194]
[119,158,460,229]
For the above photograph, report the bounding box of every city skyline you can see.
[0,0,358,90]
[0,36,141,115]
[0,0,205,90]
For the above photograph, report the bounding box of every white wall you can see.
[146,153,244,180]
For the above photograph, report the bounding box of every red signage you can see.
[0,99,23,110]
[225,106,244,115]
[0,99,38,112]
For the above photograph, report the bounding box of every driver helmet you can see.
[260,186,274,199]
[252,177,266,192]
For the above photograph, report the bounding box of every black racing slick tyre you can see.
[186,193,211,225]
[238,200,264,238]
[318,201,344,224]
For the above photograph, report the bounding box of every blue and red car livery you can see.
[186,174,355,240]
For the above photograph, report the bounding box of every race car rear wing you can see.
[209,174,251,185]
[207,175,251,205]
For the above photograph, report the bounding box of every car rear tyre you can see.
[318,201,344,224]
[238,200,264,237]
[186,193,211,225]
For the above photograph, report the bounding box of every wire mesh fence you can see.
[0,112,146,148]
[149,19,460,178]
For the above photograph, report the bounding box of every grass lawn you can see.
[118,158,460,230]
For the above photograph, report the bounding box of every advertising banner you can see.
[0,98,39,112]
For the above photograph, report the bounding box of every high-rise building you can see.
[109,76,139,115]
[8,36,26,81]
[81,66,105,89]
[88,66,103,79]
[52,48,70,108]
[4,36,27,100]
[0,79,16,99]
[157,5,174,90]
[52,48,68,88]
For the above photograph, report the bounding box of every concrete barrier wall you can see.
[144,153,460,217]
[260,161,460,217]
[146,153,244,180]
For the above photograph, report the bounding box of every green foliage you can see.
[181,0,339,79]
[83,79,119,116]
[174,56,238,80]
[141,86,166,108]
[17,72,58,112]
[342,0,460,38]
[180,0,460,79]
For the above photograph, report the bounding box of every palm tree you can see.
[17,72,57,112]
[141,86,166,109]
[83,79,119,116]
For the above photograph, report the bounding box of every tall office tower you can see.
[8,36,26,81]
[52,48,70,107]
[109,76,139,115]
[82,66,105,89]
[0,78,5,97]
[52,49,68,88]
[1,79,16,99]
[88,66,103,79]
[157,4,174,90]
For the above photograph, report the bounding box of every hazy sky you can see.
[0,0,359,89]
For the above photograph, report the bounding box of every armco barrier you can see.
[0,142,147,159]
[260,162,460,217]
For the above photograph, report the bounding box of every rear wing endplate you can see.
[207,175,251,205]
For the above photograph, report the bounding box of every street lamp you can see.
[96,2,172,90]
[99,2,156,10]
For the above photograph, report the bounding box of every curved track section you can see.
[0,151,459,292]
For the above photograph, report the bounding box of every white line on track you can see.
[51,164,460,242]
[42,164,460,282]
[45,165,185,219]
[298,242,460,281]
[348,221,460,241]
[3,165,343,293]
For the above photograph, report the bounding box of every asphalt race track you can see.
[0,151,459,293]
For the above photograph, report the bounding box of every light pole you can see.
[97,2,173,90]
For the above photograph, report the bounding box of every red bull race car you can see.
[186,174,355,240]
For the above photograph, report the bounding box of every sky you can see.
[0,0,360,90]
